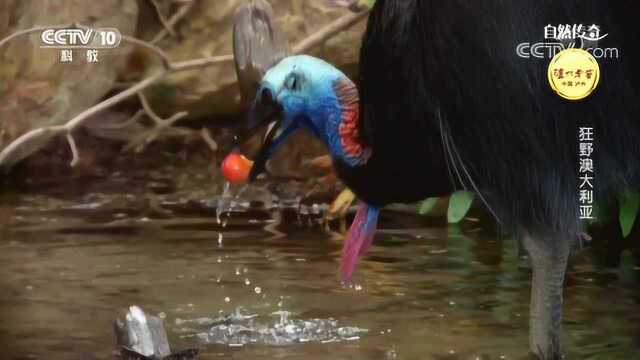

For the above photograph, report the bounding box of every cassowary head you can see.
[247,55,370,181]
[247,55,377,282]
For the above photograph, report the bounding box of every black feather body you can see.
[336,0,640,238]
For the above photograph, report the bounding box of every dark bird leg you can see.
[521,232,571,360]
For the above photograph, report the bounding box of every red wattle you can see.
[339,202,379,281]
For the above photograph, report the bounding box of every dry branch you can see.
[200,128,218,152]
[122,93,189,153]
[151,0,195,44]
[66,132,80,167]
[148,0,177,37]
[292,8,369,54]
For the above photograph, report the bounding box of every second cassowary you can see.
[242,0,640,359]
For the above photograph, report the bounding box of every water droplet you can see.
[158,312,166,319]
[224,297,231,303]
[244,278,251,285]
[385,349,397,360]
[254,287,262,294]
[216,182,231,224]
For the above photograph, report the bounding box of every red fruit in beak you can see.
[221,153,254,184]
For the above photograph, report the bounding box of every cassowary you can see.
[242,1,640,358]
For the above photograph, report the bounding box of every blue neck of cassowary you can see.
[308,76,371,167]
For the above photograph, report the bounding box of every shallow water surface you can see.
[0,191,639,360]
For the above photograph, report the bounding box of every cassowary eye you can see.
[285,72,301,91]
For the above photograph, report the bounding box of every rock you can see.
[114,305,199,360]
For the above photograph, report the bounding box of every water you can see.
[186,308,369,346]
[1,187,639,360]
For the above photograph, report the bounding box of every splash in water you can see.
[183,308,368,346]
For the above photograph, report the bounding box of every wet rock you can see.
[114,305,198,360]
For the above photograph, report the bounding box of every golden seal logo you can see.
[547,48,600,100]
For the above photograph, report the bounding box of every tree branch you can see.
[148,0,176,37]
[293,8,369,54]
[66,132,80,167]
[122,92,189,153]
[200,127,218,152]
[151,0,195,44]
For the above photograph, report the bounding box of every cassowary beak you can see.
[249,117,281,181]
[243,88,295,181]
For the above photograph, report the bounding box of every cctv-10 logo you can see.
[40,28,122,49]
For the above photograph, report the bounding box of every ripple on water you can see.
[181,308,368,347]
